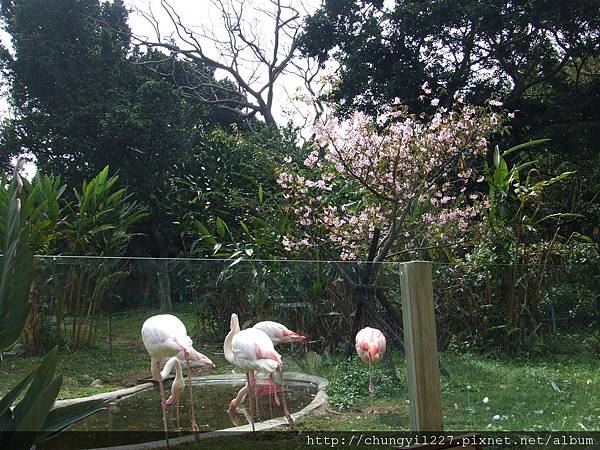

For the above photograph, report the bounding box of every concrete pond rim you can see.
[52,372,329,450]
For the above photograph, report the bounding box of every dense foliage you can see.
[300,0,600,236]
[0,166,107,448]
[0,0,597,353]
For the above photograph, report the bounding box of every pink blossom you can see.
[282,236,293,252]
[277,95,508,260]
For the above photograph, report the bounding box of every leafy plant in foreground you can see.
[0,164,107,448]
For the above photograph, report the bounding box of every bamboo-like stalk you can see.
[71,267,85,347]
[56,267,74,346]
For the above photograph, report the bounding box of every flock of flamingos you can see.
[141,313,387,439]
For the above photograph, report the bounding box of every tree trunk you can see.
[157,260,172,312]
[24,271,41,354]
[151,223,173,311]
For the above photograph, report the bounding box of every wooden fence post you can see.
[400,261,443,431]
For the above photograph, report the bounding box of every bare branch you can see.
[130,0,319,126]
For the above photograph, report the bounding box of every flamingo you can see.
[223,313,295,432]
[160,347,214,429]
[141,314,206,443]
[228,321,304,414]
[355,326,386,413]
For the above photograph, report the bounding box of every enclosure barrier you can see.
[400,261,443,431]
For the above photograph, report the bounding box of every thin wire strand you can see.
[28,254,598,269]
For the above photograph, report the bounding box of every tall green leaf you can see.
[502,139,550,157]
[0,165,33,351]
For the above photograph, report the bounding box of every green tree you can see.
[300,0,600,239]
[0,0,254,312]
[0,0,131,184]
[301,0,600,115]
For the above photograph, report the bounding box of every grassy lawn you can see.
[308,352,600,432]
[2,309,599,433]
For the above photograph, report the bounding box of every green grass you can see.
[441,352,600,431]
[303,351,600,432]
[2,310,599,432]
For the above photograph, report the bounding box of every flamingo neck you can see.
[224,314,240,363]
[150,357,161,381]
[161,356,183,381]
[224,330,234,363]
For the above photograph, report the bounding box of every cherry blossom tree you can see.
[278,85,509,352]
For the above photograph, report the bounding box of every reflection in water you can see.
[55,378,315,447]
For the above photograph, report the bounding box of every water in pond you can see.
[41,378,316,449]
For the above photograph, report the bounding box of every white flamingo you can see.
[223,313,295,432]
[228,320,305,413]
[141,314,210,442]
[355,326,386,413]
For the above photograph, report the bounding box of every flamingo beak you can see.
[165,393,178,407]
[270,350,282,365]
[284,330,306,343]
[186,348,216,369]
[202,355,216,369]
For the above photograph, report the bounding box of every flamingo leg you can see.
[254,375,259,416]
[269,374,281,407]
[184,351,200,436]
[278,366,295,429]
[176,397,181,430]
[268,379,273,417]
[156,362,170,449]
[246,371,256,434]
[368,357,375,414]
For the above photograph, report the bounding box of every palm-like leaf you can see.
[0,165,108,448]
[0,347,108,449]
[65,165,148,256]
[0,165,33,351]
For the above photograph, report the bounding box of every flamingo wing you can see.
[232,329,281,372]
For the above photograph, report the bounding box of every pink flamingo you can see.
[355,326,386,413]
[228,321,304,414]
[141,314,207,443]
[223,313,295,432]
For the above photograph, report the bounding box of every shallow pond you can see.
[41,377,317,449]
